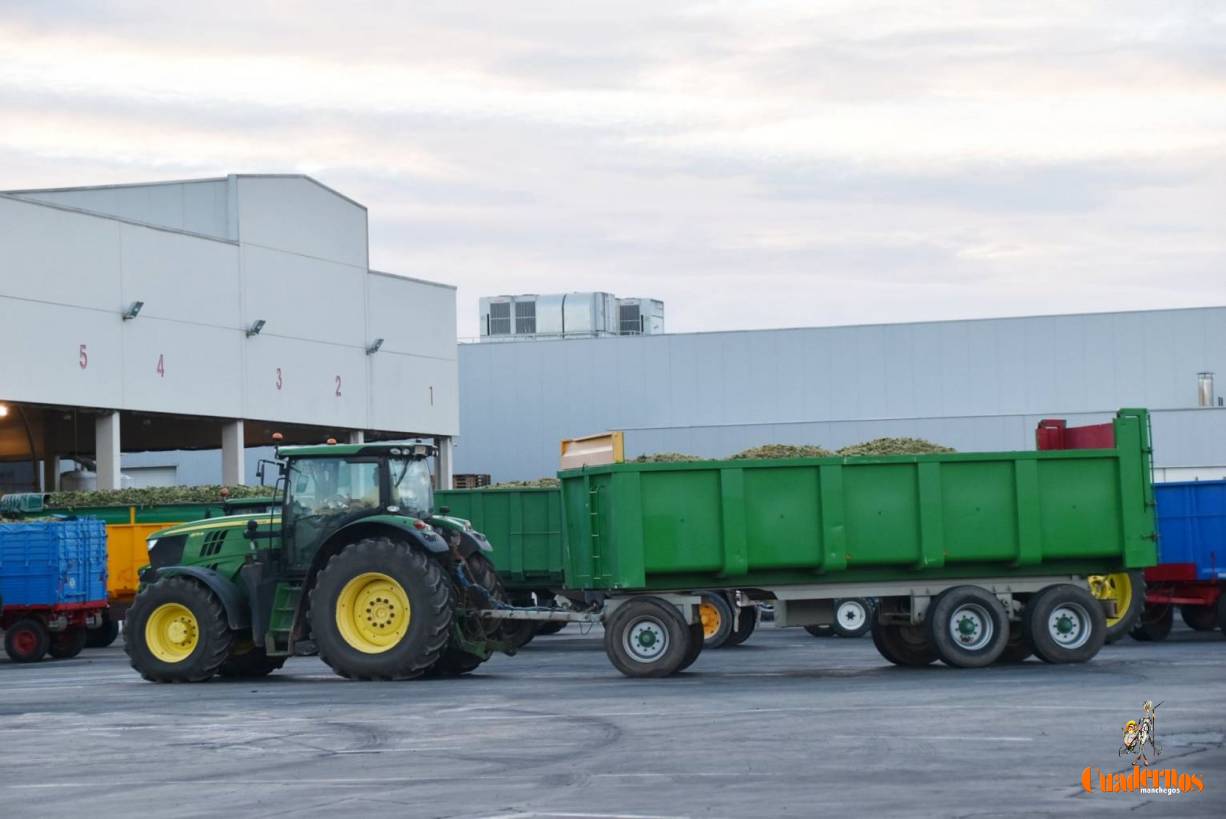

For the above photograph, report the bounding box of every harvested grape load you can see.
[633,452,703,463]
[836,437,955,456]
[488,478,561,489]
[46,485,271,508]
[729,444,833,460]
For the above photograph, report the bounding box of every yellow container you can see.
[105,510,185,608]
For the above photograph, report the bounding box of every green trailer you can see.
[506,408,1155,677]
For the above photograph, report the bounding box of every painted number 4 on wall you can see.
[156,354,165,378]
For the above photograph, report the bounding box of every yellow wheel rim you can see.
[335,572,411,654]
[145,603,200,663]
[1088,572,1133,627]
[699,602,722,639]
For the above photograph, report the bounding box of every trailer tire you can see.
[536,621,567,636]
[1089,571,1144,643]
[805,624,835,638]
[4,618,50,663]
[49,627,88,659]
[604,597,690,678]
[927,586,1009,668]
[832,598,873,638]
[725,603,758,646]
[1024,585,1105,664]
[698,593,734,648]
[85,613,120,648]
[219,642,286,678]
[678,620,705,671]
[125,577,233,682]
[997,623,1033,664]
[1130,604,1173,642]
[870,618,937,667]
[1180,603,1218,632]
[310,538,452,681]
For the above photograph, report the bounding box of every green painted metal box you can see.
[435,488,566,590]
[560,409,1157,591]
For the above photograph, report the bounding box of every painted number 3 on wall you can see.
[276,367,283,390]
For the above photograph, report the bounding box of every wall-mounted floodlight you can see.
[122,301,144,321]
[247,319,267,338]
[366,338,385,355]
[0,404,8,418]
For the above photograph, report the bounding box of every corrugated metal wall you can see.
[455,307,1226,481]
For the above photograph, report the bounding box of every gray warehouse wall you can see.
[454,306,1226,482]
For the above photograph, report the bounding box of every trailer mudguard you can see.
[154,565,251,630]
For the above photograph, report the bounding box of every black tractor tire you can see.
[870,617,938,667]
[310,538,452,681]
[219,642,286,678]
[698,592,734,648]
[1024,584,1106,664]
[1130,604,1173,642]
[1089,571,1144,644]
[85,613,121,648]
[832,598,873,638]
[4,618,50,663]
[724,603,758,646]
[125,576,233,682]
[1180,603,1219,632]
[604,597,691,678]
[467,554,534,650]
[926,586,1009,668]
[805,624,835,637]
[536,621,567,636]
[49,627,88,659]
[997,623,1033,664]
[678,620,705,671]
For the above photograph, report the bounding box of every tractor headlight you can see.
[146,538,158,553]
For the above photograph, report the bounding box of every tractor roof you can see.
[277,442,436,459]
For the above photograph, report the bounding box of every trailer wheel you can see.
[310,538,452,681]
[832,598,873,638]
[49,627,88,659]
[1088,571,1144,643]
[805,624,834,638]
[604,597,690,678]
[536,621,567,636]
[85,613,120,648]
[1180,603,1219,632]
[219,641,286,678]
[996,623,1032,663]
[926,586,1009,668]
[870,618,937,667]
[678,620,705,671]
[698,593,734,648]
[125,577,233,682]
[1129,604,1173,642]
[4,618,50,663]
[1024,585,1105,664]
[724,603,758,646]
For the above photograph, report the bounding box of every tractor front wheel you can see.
[125,577,233,682]
[310,538,452,681]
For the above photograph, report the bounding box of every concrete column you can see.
[436,436,454,490]
[41,455,60,493]
[348,430,366,444]
[222,420,245,485]
[95,411,122,491]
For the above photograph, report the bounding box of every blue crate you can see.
[1155,480,1226,581]
[0,519,108,607]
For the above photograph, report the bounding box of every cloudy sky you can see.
[2,1,1223,338]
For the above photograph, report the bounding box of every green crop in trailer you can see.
[560,409,1156,591]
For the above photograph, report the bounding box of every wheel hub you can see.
[1048,603,1091,649]
[336,572,412,654]
[948,603,993,651]
[145,603,200,663]
[624,618,668,662]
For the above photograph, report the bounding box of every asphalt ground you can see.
[1,621,1223,818]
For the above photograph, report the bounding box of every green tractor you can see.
[125,442,516,682]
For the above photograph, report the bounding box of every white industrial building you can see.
[454,306,1226,483]
[0,174,459,492]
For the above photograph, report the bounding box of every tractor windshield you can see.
[287,458,381,517]
[390,457,433,516]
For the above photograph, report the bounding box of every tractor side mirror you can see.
[245,519,259,540]
[440,506,450,515]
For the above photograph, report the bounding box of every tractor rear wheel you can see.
[49,627,88,659]
[125,577,233,682]
[85,613,120,648]
[536,621,567,636]
[219,641,286,678]
[4,618,50,663]
[311,538,452,681]
[426,553,508,677]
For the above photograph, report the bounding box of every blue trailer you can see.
[1,519,109,662]
[1130,480,1226,641]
